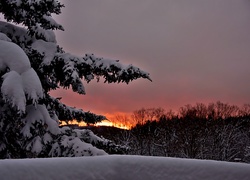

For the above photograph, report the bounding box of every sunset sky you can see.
[52,0,250,119]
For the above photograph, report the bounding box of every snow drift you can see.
[0,155,249,180]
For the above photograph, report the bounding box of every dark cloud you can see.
[53,0,250,114]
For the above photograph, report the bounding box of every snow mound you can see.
[31,40,57,65]
[0,40,30,74]
[1,71,26,112]
[0,40,44,112]
[21,68,44,102]
[0,32,11,42]
[0,155,249,180]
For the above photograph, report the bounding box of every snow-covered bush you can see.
[0,0,150,158]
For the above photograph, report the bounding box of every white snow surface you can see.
[0,155,249,180]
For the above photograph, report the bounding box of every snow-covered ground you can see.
[0,155,250,180]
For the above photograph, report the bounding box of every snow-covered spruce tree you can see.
[0,0,151,158]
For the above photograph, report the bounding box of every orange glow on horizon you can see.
[103,112,133,129]
[60,112,132,130]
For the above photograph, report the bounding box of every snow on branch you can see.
[21,105,59,138]
[0,21,57,48]
[0,0,150,158]
[0,21,32,47]
[0,32,11,42]
[53,52,152,94]
[0,21,151,97]
[0,0,64,31]
[46,96,106,124]
[83,53,152,83]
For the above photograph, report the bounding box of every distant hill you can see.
[61,124,126,140]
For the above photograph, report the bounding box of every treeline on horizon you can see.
[99,101,250,163]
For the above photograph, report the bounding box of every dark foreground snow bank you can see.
[0,155,250,180]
